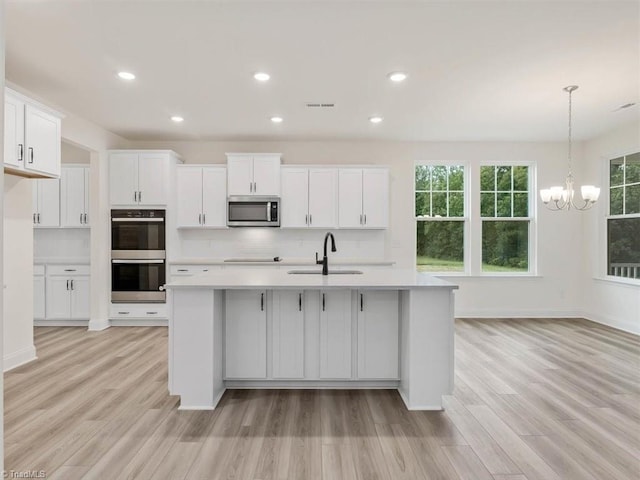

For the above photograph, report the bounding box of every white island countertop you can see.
[164,267,457,290]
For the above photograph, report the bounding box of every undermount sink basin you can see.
[287,269,363,275]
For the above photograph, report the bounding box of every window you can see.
[608,152,640,280]
[415,165,465,272]
[480,165,530,272]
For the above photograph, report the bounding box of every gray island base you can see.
[165,268,458,411]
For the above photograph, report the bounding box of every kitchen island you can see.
[165,268,458,411]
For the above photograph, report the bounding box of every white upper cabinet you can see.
[338,168,389,229]
[61,165,90,227]
[4,89,62,178]
[227,153,281,196]
[109,150,180,206]
[176,165,226,228]
[32,178,60,227]
[281,167,337,228]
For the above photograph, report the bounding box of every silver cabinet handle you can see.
[364,214,367,225]
[84,213,88,224]
[71,279,74,290]
[80,213,84,224]
[146,311,158,315]
[360,293,364,311]
[134,191,138,202]
[309,214,312,225]
[18,144,23,162]
[118,311,130,315]
[266,202,272,222]
[37,213,41,224]
[202,213,206,225]
[359,214,363,225]
[28,147,34,164]
[64,269,76,272]
[138,191,142,203]
[177,269,188,272]
[260,293,264,311]
[66,280,70,290]
[322,293,326,311]
[33,213,36,224]
[198,213,202,225]
[305,214,308,225]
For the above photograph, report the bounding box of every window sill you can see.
[425,272,542,279]
[593,276,640,288]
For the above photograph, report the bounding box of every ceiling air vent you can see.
[306,103,335,108]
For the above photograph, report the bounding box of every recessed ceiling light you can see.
[388,72,407,82]
[254,72,270,82]
[270,116,283,123]
[171,116,184,123]
[369,116,383,124]
[117,71,136,80]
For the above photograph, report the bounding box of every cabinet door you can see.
[225,290,267,379]
[24,104,60,177]
[176,167,204,228]
[227,155,253,196]
[45,277,71,319]
[272,290,305,379]
[338,169,364,228]
[70,277,90,319]
[35,178,60,227]
[202,167,227,227]
[83,168,90,225]
[252,155,281,195]
[280,168,309,228]
[138,153,168,205]
[34,276,46,320]
[308,168,337,228]
[109,153,138,205]
[61,167,86,227]
[362,168,389,228]
[319,290,352,379]
[357,290,399,379]
[4,94,25,169]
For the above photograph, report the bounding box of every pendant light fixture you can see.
[540,85,600,210]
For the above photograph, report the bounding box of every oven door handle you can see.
[112,259,165,264]
[111,218,165,223]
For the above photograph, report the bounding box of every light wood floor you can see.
[4,318,639,479]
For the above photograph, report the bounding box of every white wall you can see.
[62,141,90,164]
[582,121,640,334]
[1,0,6,467]
[3,175,36,370]
[131,139,587,318]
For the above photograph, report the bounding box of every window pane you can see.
[608,217,640,279]
[496,192,512,217]
[432,192,447,217]
[449,166,464,190]
[415,165,430,190]
[432,166,448,191]
[513,192,528,217]
[415,192,430,217]
[625,184,640,215]
[482,221,529,272]
[513,166,528,191]
[626,153,640,184]
[480,166,495,191]
[610,187,624,215]
[496,166,512,191]
[449,192,464,217]
[417,221,464,272]
[610,157,624,186]
[481,192,495,217]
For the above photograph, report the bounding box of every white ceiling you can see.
[5,1,639,142]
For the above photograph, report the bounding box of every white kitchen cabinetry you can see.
[45,265,90,320]
[109,150,180,206]
[32,178,60,227]
[169,264,220,279]
[338,168,389,229]
[357,290,399,379]
[61,165,90,227]
[225,290,267,379]
[176,165,226,228]
[319,289,352,379]
[34,265,45,320]
[281,167,337,228]
[272,290,305,379]
[227,153,281,196]
[109,303,168,320]
[4,88,62,178]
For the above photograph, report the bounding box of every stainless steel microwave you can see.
[227,196,280,227]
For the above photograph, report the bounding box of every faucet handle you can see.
[315,252,321,264]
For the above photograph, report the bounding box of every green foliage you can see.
[482,221,529,271]
[610,157,625,187]
[416,221,464,270]
[415,165,465,217]
[610,187,624,215]
[481,165,529,218]
[608,218,640,264]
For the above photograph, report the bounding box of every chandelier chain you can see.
[567,87,572,177]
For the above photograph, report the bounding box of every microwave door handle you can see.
[267,202,271,222]
[112,259,165,264]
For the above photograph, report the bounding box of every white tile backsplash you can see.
[34,229,90,260]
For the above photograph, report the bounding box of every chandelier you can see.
[540,85,600,211]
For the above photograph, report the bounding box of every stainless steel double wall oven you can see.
[111,209,166,303]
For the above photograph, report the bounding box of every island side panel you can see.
[399,288,455,410]
[171,288,225,409]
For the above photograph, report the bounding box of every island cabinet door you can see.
[357,290,399,379]
[319,290,352,379]
[272,290,305,379]
[225,290,267,379]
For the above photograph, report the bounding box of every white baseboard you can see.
[581,311,640,335]
[4,345,37,372]
[109,319,168,327]
[455,309,581,318]
[397,389,444,411]
[35,320,88,327]
[88,319,111,331]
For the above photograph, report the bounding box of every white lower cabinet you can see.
[357,290,399,379]
[109,303,168,320]
[272,290,305,379]
[225,290,267,379]
[45,265,90,320]
[319,290,352,379]
[34,266,45,320]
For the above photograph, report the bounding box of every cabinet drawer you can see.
[110,303,168,319]
[169,265,216,276]
[47,265,90,276]
[34,265,45,276]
